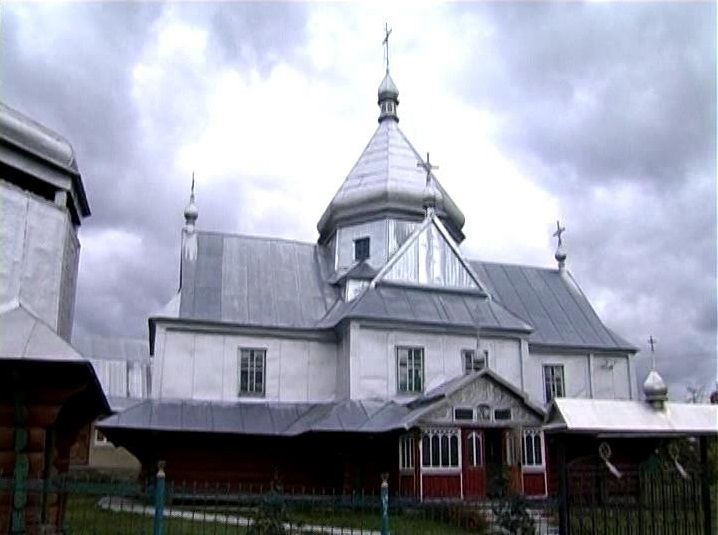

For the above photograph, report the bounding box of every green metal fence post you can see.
[380,472,389,535]
[153,461,166,535]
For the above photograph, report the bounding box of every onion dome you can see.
[643,369,668,407]
[378,71,399,123]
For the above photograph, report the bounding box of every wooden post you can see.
[700,437,713,535]
[380,472,389,535]
[557,439,570,535]
[153,461,166,535]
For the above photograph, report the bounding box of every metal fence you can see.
[1,467,713,534]
[1,470,561,534]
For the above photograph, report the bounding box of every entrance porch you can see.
[397,425,548,501]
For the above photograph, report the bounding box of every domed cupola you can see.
[378,71,399,123]
[316,27,465,246]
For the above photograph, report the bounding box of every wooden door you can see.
[461,429,485,500]
[504,427,524,495]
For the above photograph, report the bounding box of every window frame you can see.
[522,428,545,471]
[466,431,483,467]
[398,434,415,472]
[462,348,488,374]
[353,237,371,262]
[396,346,424,394]
[453,407,475,422]
[543,364,565,403]
[493,408,512,421]
[420,428,461,472]
[238,347,267,397]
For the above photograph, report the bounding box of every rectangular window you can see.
[397,347,424,393]
[463,349,487,374]
[494,408,512,421]
[421,429,460,469]
[398,435,415,470]
[543,364,565,402]
[354,237,370,261]
[238,348,266,396]
[522,428,544,467]
[453,407,474,421]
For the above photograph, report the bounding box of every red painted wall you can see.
[422,473,461,499]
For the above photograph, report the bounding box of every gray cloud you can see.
[2,2,715,397]
[451,1,716,396]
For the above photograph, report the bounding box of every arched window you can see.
[522,428,544,468]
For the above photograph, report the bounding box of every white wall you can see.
[523,350,633,406]
[334,218,418,271]
[153,325,338,402]
[347,323,523,400]
[336,220,388,270]
[0,181,77,338]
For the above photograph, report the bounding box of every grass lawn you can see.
[61,496,483,534]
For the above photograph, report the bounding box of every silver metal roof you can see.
[546,398,718,436]
[72,334,150,362]
[471,261,635,351]
[173,232,338,328]
[318,283,532,333]
[0,101,90,218]
[163,232,633,351]
[0,102,78,173]
[316,120,465,243]
[98,398,415,436]
[0,299,86,362]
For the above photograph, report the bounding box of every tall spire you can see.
[378,23,399,123]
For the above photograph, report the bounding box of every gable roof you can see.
[316,119,465,243]
[471,261,636,352]
[409,368,545,419]
[162,231,633,352]
[372,214,486,292]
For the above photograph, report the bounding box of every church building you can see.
[99,52,639,500]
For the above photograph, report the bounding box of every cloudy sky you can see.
[2,1,715,398]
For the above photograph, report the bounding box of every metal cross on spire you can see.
[648,335,659,372]
[417,152,438,186]
[553,220,566,247]
[383,23,392,73]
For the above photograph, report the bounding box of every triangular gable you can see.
[405,369,544,427]
[371,214,487,292]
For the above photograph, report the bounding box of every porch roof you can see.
[545,398,718,436]
[97,398,418,437]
